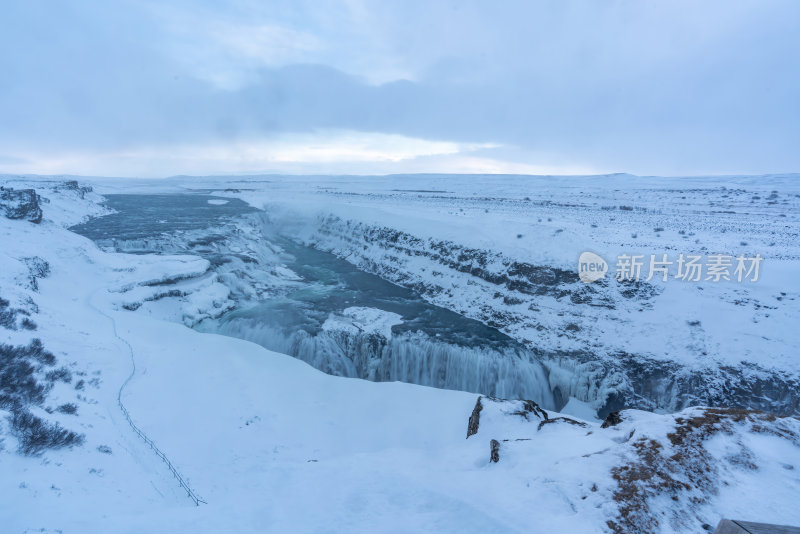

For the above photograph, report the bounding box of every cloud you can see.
[0,129,502,177]
[1,0,798,176]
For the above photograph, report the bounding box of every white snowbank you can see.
[322,306,403,338]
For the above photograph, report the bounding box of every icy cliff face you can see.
[203,315,556,409]
[278,213,800,417]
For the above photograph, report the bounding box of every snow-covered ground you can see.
[2,175,800,533]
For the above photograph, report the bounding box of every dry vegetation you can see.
[607,408,800,533]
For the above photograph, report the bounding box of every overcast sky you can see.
[1,0,798,177]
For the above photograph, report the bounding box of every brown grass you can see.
[606,407,799,534]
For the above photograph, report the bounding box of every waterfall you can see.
[199,315,557,410]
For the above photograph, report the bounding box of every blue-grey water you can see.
[70,193,259,240]
[71,193,557,408]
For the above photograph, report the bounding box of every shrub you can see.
[0,296,19,330]
[0,344,49,409]
[1,339,84,455]
[27,339,56,366]
[10,409,84,456]
[45,367,72,384]
[22,257,51,290]
[56,403,78,415]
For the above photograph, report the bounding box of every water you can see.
[72,193,558,409]
[264,234,516,347]
[70,193,258,241]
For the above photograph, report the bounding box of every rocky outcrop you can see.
[466,396,552,440]
[470,396,588,463]
[511,399,549,421]
[601,410,623,428]
[489,439,500,463]
[466,396,483,438]
[55,180,93,199]
[537,416,588,431]
[0,187,42,223]
[21,256,50,291]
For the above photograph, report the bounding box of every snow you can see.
[561,397,602,422]
[1,175,800,533]
[322,306,403,338]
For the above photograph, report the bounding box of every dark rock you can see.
[55,180,93,199]
[512,399,549,421]
[467,396,483,438]
[468,396,551,439]
[490,439,500,463]
[537,416,588,431]
[602,411,623,428]
[0,187,42,223]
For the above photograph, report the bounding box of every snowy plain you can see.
[1,174,799,533]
